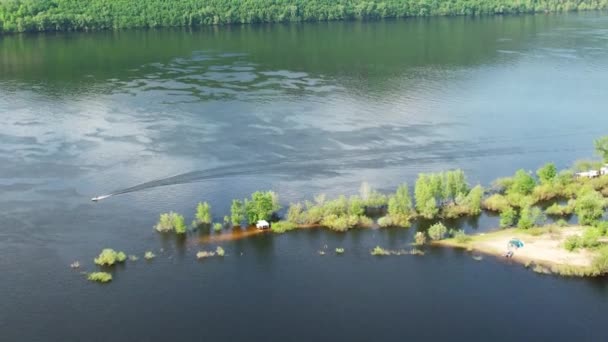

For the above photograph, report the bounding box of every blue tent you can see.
[508,238,524,248]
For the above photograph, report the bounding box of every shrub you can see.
[500,207,517,228]
[537,163,557,184]
[575,190,605,226]
[387,183,414,217]
[556,219,569,227]
[213,223,223,232]
[358,216,374,227]
[564,235,580,251]
[428,223,448,241]
[517,206,544,229]
[453,230,472,243]
[371,246,390,256]
[581,227,602,248]
[94,249,127,266]
[197,251,215,259]
[194,202,212,225]
[230,199,246,226]
[483,194,511,212]
[286,203,304,224]
[321,214,359,231]
[545,201,575,216]
[144,251,156,260]
[508,169,536,195]
[335,248,345,254]
[377,216,393,228]
[216,246,225,257]
[414,232,427,246]
[155,212,187,234]
[271,221,297,233]
[591,246,608,275]
[87,272,112,283]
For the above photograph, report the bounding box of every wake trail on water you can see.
[90,139,589,201]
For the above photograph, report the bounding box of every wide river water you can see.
[1,12,608,341]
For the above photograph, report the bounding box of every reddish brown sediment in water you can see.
[197,224,325,244]
[198,227,268,243]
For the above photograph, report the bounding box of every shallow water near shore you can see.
[2,12,608,341]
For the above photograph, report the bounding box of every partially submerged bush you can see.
[575,190,605,226]
[271,221,297,233]
[335,248,345,254]
[545,201,575,216]
[213,223,223,232]
[155,212,187,234]
[94,249,127,266]
[87,272,112,283]
[371,246,391,256]
[197,250,215,259]
[483,194,511,212]
[216,246,225,257]
[144,251,156,260]
[428,223,448,241]
[500,207,517,228]
[414,231,427,246]
[194,202,212,225]
[128,255,139,261]
[517,206,544,229]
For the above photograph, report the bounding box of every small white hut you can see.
[256,220,270,229]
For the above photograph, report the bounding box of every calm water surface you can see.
[1,13,608,341]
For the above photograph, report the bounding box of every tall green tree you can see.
[415,174,438,218]
[230,199,245,226]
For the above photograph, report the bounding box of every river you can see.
[1,12,608,341]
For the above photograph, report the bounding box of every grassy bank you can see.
[1,0,607,33]
[436,226,608,277]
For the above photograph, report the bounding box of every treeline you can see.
[1,0,607,33]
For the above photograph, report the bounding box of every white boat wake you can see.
[91,194,113,202]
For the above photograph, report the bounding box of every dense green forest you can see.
[0,0,607,33]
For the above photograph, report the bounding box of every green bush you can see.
[592,246,608,275]
[144,251,156,260]
[230,199,246,226]
[453,230,471,243]
[500,207,517,228]
[87,272,112,283]
[377,216,393,228]
[575,190,605,226]
[371,246,390,256]
[564,235,580,251]
[545,201,575,216]
[194,202,212,225]
[517,206,544,229]
[155,212,187,234]
[483,194,511,212]
[216,246,225,257]
[213,222,223,232]
[271,221,297,233]
[508,169,537,195]
[428,223,448,241]
[556,219,569,227]
[414,231,427,246]
[94,249,127,266]
[335,248,345,254]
